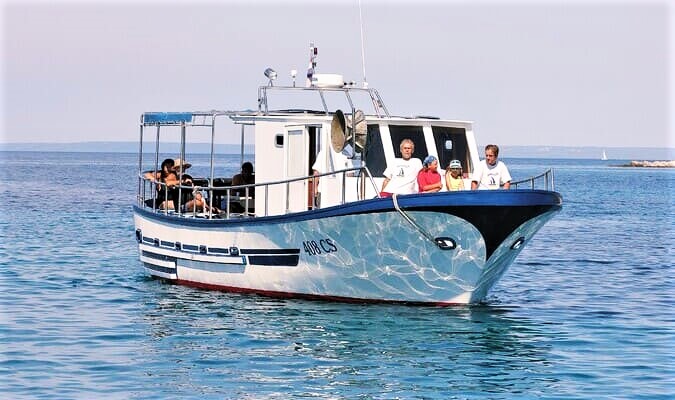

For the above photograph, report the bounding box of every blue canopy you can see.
[143,112,193,124]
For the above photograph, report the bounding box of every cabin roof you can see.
[141,110,473,127]
[141,84,472,127]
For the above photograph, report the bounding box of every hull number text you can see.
[302,239,338,256]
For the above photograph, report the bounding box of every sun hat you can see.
[423,155,437,167]
[172,158,192,172]
[448,159,462,169]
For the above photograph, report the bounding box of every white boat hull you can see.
[134,192,560,304]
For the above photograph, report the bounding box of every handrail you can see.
[257,85,390,118]
[138,165,381,219]
[511,168,555,191]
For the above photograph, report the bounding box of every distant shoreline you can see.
[1,142,673,160]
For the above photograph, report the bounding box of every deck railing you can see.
[137,166,381,220]
[511,168,555,191]
[257,85,390,118]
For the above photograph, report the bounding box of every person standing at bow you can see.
[380,138,423,197]
[471,144,511,190]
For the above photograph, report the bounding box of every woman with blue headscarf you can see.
[417,155,442,193]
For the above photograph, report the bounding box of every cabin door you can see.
[284,125,309,213]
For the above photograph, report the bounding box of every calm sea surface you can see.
[1,151,673,399]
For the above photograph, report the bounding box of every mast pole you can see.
[359,0,368,88]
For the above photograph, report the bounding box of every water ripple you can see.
[1,153,674,399]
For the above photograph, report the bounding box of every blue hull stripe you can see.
[141,244,297,266]
[240,248,300,255]
[142,250,177,262]
[248,255,300,266]
[143,262,176,275]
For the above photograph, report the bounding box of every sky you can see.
[1,0,673,148]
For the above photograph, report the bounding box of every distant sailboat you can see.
[601,150,608,161]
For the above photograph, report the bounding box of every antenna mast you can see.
[358,0,368,88]
[306,43,317,87]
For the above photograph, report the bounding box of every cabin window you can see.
[389,125,427,162]
[275,134,284,147]
[363,124,386,176]
[432,126,469,171]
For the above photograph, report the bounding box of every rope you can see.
[391,193,439,246]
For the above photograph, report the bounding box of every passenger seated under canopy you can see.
[231,162,255,197]
[227,162,255,214]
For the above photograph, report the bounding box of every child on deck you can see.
[445,159,465,191]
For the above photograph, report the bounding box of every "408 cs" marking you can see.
[302,239,338,256]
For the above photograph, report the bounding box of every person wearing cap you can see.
[445,159,465,191]
[380,138,423,197]
[471,144,512,190]
[417,155,443,193]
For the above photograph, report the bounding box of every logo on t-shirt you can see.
[487,172,499,188]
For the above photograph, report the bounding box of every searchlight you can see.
[264,68,277,86]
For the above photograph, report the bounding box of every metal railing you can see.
[511,168,555,191]
[137,166,381,220]
[257,85,390,118]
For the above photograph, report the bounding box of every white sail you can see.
[601,150,608,160]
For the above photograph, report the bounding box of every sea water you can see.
[1,152,673,399]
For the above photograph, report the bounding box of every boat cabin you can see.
[138,75,481,218]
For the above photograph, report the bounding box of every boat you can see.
[601,150,608,160]
[133,48,562,305]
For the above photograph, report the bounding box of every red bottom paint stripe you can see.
[173,279,464,307]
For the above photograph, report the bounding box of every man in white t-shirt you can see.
[380,138,423,196]
[471,144,512,190]
[312,144,358,175]
[311,144,361,208]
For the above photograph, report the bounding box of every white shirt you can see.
[472,160,512,190]
[382,157,423,194]
[312,145,361,174]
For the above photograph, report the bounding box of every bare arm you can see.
[144,171,160,181]
[421,181,442,192]
[503,181,511,190]
[471,181,478,190]
[381,177,391,192]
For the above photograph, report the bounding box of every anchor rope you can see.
[391,193,439,247]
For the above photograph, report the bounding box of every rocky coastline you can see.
[621,160,675,168]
